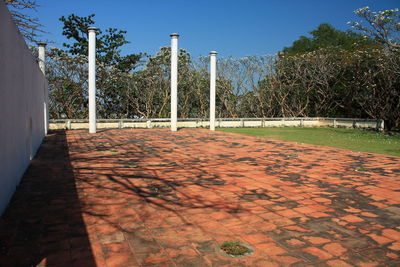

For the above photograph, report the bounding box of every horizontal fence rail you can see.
[49,117,384,131]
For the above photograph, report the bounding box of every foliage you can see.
[349,7,400,52]
[46,48,88,119]
[59,14,143,72]
[46,8,400,130]
[282,23,376,56]
[47,14,145,119]
[47,45,400,129]
[260,47,399,128]
[220,241,250,256]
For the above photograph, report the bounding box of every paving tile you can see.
[382,228,400,241]
[249,221,277,232]
[240,233,274,245]
[104,252,137,267]
[302,236,331,245]
[284,225,312,233]
[388,242,400,251]
[172,254,210,267]
[367,233,393,245]
[247,259,280,267]
[302,246,333,260]
[134,250,173,266]
[340,214,364,223]
[0,128,399,266]
[224,223,257,234]
[323,242,347,257]
[98,231,125,245]
[276,209,303,218]
[386,252,399,259]
[255,242,287,256]
[308,211,331,218]
[326,259,354,267]
[285,238,306,247]
[273,256,302,266]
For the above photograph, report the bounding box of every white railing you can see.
[49,117,384,131]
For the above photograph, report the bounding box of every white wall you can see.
[0,2,46,214]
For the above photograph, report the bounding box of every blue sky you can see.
[30,0,398,58]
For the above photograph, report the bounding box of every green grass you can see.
[218,127,400,157]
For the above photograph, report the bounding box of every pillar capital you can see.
[209,50,217,131]
[88,27,98,32]
[170,33,179,38]
[37,41,47,47]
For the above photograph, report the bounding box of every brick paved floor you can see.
[1,128,400,267]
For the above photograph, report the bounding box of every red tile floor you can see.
[1,128,400,266]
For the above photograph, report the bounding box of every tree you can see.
[51,14,145,119]
[4,0,44,43]
[46,11,399,129]
[349,7,400,52]
[344,48,400,129]
[127,47,210,119]
[59,14,143,72]
[282,23,376,55]
[46,48,88,119]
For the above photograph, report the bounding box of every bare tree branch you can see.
[4,0,45,43]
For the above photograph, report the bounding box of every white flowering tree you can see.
[349,7,400,52]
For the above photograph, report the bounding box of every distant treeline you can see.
[45,10,400,130]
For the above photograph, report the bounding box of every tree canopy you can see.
[349,7,400,52]
[45,9,400,130]
[59,14,143,72]
[282,23,377,55]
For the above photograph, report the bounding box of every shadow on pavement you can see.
[0,130,96,266]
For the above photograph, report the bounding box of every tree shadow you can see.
[0,128,258,266]
[65,129,252,236]
[0,130,96,266]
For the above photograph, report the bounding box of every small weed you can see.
[220,241,250,256]
[356,167,370,172]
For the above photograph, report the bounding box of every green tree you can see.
[47,14,145,119]
[59,14,143,72]
[282,23,376,55]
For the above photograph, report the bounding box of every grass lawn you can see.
[218,127,400,157]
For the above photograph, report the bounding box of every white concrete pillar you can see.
[170,33,179,132]
[209,51,217,131]
[88,27,97,134]
[38,42,48,135]
[38,42,46,74]
[379,119,385,132]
